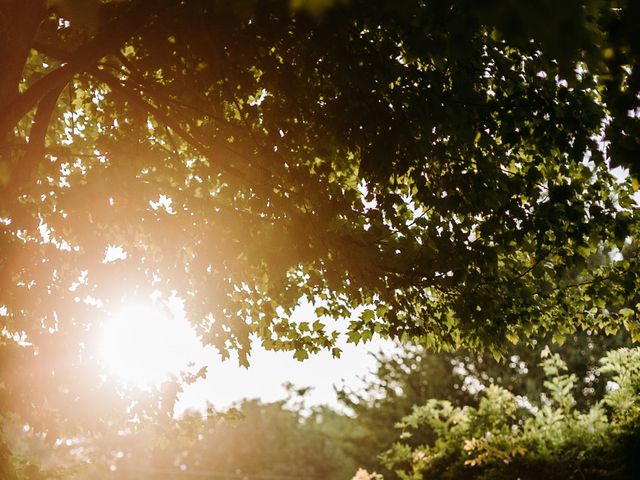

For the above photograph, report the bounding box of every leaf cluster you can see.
[380,347,640,480]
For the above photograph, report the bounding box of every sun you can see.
[99,301,201,388]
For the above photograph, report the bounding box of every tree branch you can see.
[0,1,47,109]
[15,85,65,187]
[90,67,247,181]
[0,0,166,141]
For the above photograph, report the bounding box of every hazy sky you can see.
[99,297,394,414]
[175,302,395,414]
[177,334,392,414]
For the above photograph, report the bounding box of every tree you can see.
[379,347,640,480]
[338,330,632,478]
[1,0,639,434]
[2,394,357,480]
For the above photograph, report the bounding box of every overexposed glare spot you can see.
[248,88,268,106]
[515,395,538,413]
[38,221,51,243]
[606,380,620,392]
[608,247,624,262]
[149,194,175,214]
[103,245,127,263]
[99,303,201,387]
[461,375,485,394]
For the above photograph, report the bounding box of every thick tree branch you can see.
[0,1,47,108]
[0,0,167,143]
[31,40,72,62]
[15,85,65,187]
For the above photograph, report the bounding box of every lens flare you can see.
[99,302,200,387]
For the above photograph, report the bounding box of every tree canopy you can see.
[338,331,632,478]
[1,0,640,429]
[380,347,640,480]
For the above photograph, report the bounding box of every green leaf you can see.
[361,309,375,323]
[294,350,309,361]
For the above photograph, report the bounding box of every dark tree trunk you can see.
[0,0,46,145]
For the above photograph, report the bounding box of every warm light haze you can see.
[99,302,202,388]
[2,1,639,479]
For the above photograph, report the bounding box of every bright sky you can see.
[176,302,395,414]
[98,297,394,414]
[177,334,391,414]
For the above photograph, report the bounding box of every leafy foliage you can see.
[380,347,640,480]
[338,330,631,478]
[0,0,639,436]
[3,395,356,480]
[2,334,638,479]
